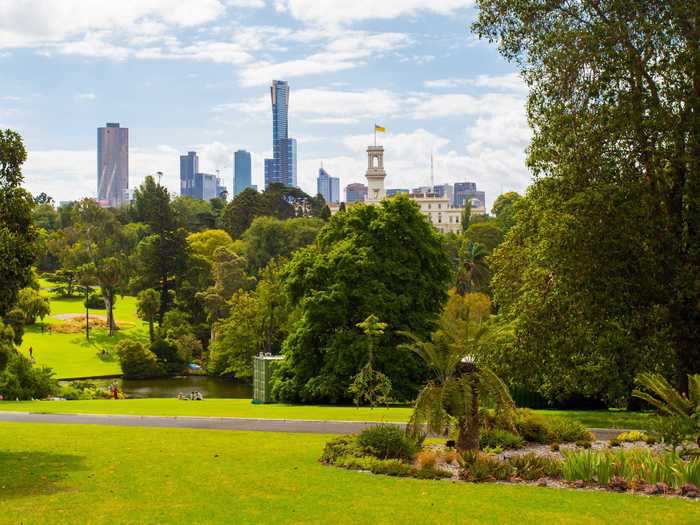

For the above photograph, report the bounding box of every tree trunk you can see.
[457,374,481,452]
[159,278,169,325]
[104,293,115,336]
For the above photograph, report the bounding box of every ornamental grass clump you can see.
[479,429,525,450]
[562,448,700,491]
[459,451,512,482]
[507,453,562,481]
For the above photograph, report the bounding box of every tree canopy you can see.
[272,195,452,403]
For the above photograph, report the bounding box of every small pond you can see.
[85,376,253,399]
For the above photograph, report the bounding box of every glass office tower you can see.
[233,150,252,197]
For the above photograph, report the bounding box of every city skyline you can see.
[2,2,530,209]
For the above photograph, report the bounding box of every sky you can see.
[0,0,532,209]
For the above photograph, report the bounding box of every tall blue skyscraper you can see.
[317,167,340,204]
[233,150,252,197]
[180,151,199,198]
[264,80,297,188]
[97,122,129,207]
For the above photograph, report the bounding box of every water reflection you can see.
[93,376,252,399]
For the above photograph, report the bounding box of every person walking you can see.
[28,346,33,358]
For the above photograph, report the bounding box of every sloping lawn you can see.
[0,423,696,525]
[19,293,146,379]
[0,398,652,429]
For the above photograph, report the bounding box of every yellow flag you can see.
[374,124,386,133]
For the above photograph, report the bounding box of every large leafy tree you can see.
[0,130,36,317]
[475,0,700,394]
[72,199,131,335]
[273,195,451,403]
[132,176,189,322]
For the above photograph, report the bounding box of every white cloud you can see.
[424,73,526,93]
[0,0,226,48]
[76,93,96,100]
[281,0,474,25]
[239,31,409,86]
[220,87,400,124]
[410,92,525,119]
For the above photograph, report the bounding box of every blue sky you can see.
[0,0,531,208]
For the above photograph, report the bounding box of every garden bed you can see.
[321,425,700,500]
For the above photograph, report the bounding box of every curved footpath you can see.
[0,411,623,440]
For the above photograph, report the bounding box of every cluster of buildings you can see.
[95,79,487,234]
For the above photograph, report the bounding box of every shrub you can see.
[513,409,550,443]
[84,292,106,309]
[575,439,593,449]
[616,430,648,443]
[150,338,188,376]
[0,353,56,400]
[320,436,364,464]
[416,450,437,470]
[479,429,525,450]
[60,380,111,400]
[546,418,594,444]
[507,453,562,481]
[115,339,162,379]
[460,452,512,482]
[357,425,418,460]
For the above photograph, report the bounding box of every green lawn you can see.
[19,293,147,379]
[0,423,696,525]
[0,398,653,429]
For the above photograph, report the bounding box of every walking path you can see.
[0,411,622,439]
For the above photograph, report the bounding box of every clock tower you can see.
[365,145,386,204]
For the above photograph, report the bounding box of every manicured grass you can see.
[0,398,652,429]
[19,293,147,379]
[0,423,696,524]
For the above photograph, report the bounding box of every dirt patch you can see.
[53,313,108,321]
[48,314,133,334]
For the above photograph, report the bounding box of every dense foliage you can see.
[272,196,451,403]
[475,0,700,403]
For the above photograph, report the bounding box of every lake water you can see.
[91,376,253,399]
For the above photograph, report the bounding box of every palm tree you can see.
[633,373,700,446]
[455,240,489,295]
[401,325,514,452]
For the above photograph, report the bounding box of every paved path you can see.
[0,411,623,440]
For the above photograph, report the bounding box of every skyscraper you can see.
[97,123,128,207]
[233,150,252,197]
[180,151,199,198]
[265,80,297,188]
[453,182,477,207]
[316,166,340,204]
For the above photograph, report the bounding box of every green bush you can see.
[0,353,56,400]
[115,339,163,379]
[507,453,562,480]
[479,429,525,450]
[60,380,111,400]
[513,409,550,443]
[150,338,188,376]
[320,435,364,464]
[84,293,106,310]
[545,418,594,444]
[459,452,512,482]
[357,425,418,460]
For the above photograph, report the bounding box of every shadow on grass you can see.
[0,451,86,500]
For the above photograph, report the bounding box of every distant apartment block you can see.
[97,123,129,207]
[346,183,368,204]
[180,151,199,198]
